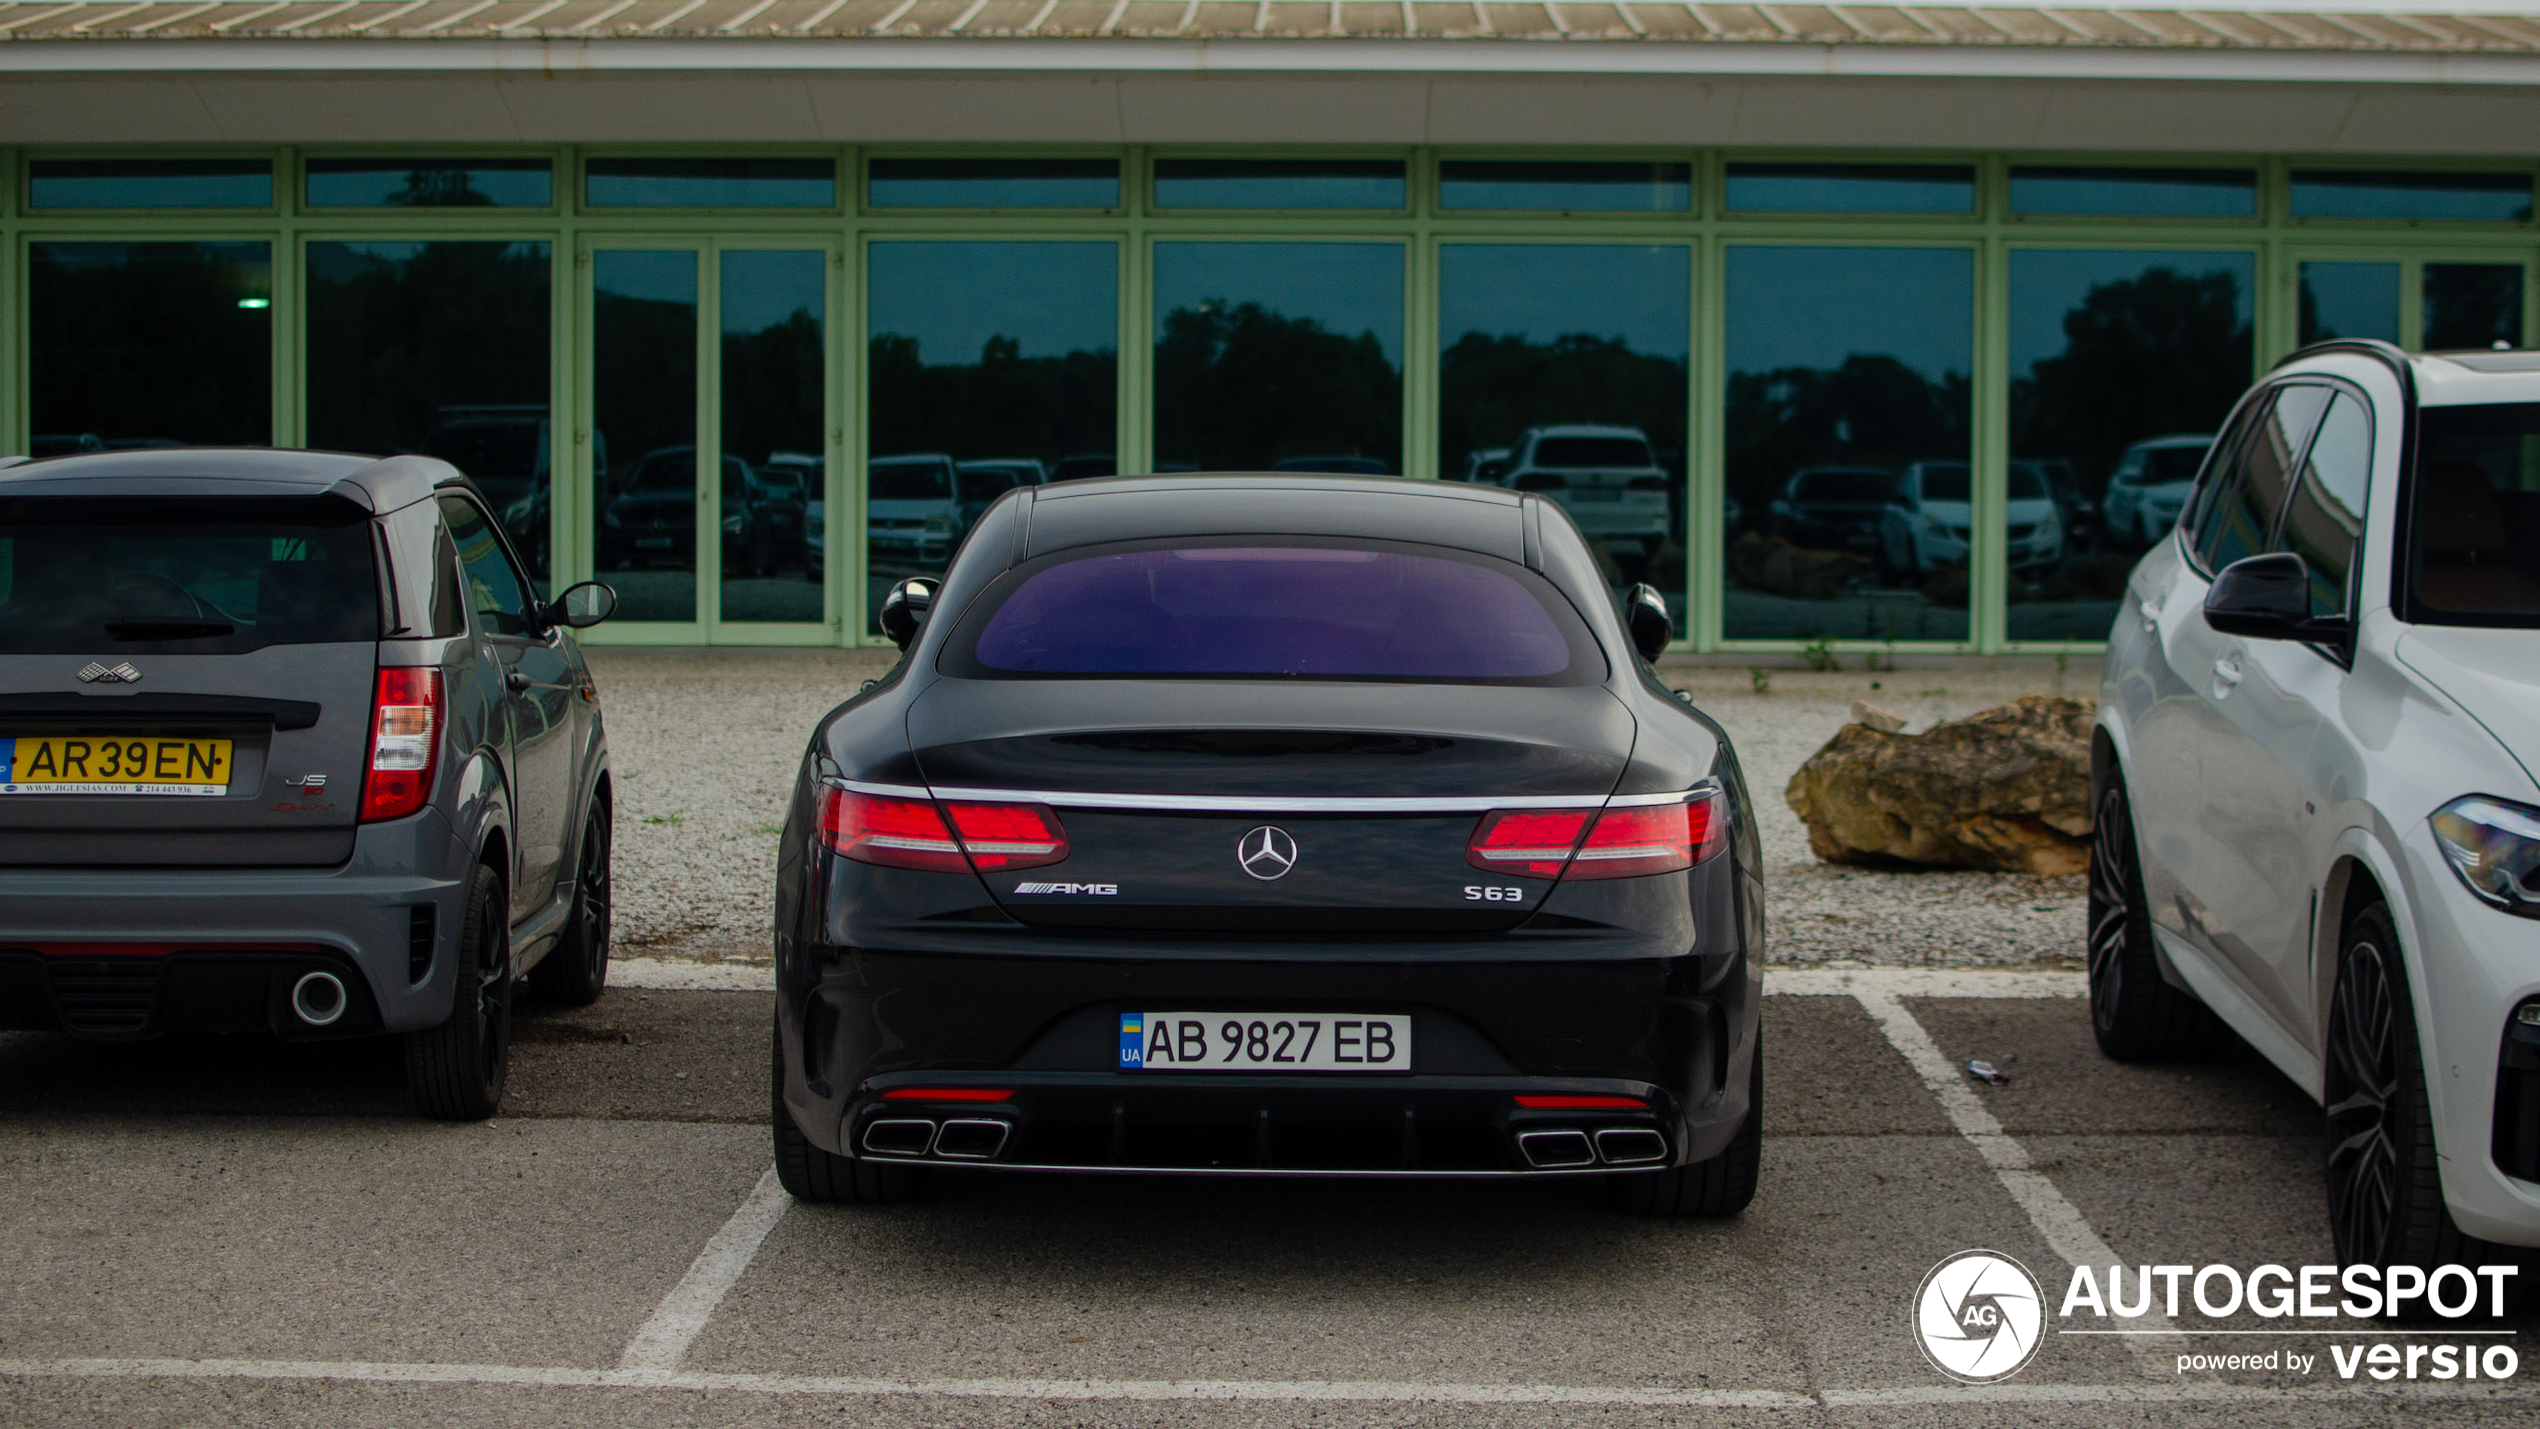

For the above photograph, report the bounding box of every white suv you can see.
[2093,339,2540,1274]
[1497,425,1672,560]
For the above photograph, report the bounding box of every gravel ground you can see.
[588,648,2098,968]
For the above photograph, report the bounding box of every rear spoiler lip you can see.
[0,691,321,731]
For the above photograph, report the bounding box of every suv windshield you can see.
[1532,437,1653,470]
[872,461,950,501]
[2410,402,2540,622]
[948,542,1598,683]
[0,499,379,654]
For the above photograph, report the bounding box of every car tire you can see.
[2086,775,2224,1061]
[528,802,611,1007]
[405,863,514,1121]
[770,1012,924,1205]
[1610,1035,1761,1218]
[2324,901,2507,1309]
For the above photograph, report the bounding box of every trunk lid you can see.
[904,679,1636,933]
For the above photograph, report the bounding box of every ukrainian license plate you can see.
[0,735,233,796]
[1119,1012,1412,1072]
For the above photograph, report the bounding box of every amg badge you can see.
[1012,881,1118,895]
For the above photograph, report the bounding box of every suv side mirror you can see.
[2203,553,2349,644]
[1624,582,1672,663]
[544,580,617,631]
[879,576,938,650]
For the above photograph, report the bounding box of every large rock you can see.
[1784,695,2095,875]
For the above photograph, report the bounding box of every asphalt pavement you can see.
[4,967,2532,1427]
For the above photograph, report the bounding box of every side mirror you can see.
[878,576,938,650]
[2203,553,2348,643]
[1624,582,1673,663]
[544,580,617,631]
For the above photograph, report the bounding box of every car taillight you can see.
[817,788,1068,874]
[1464,793,1723,882]
[360,666,443,824]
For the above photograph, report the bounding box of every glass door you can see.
[2290,251,2533,351]
[581,240,834,642]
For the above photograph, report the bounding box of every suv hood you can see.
[2396,626,2540,791]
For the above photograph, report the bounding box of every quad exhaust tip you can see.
[1516,1129,1596,1168]
[932,1118,1012,1160]
[861,1116,1016,1161]
[1594,1128,1668,1165]
[290,970,347,1028]
[861,1118,938,1157]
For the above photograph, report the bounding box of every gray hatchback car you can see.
[0,448,617,1119]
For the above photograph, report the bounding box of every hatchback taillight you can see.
[817,788,1068,874]
[361,666,443,824]
[1465,793,1722,882]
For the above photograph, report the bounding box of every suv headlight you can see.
[2430,795,2540,917]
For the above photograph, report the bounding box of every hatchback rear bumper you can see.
[0,809,472,1038]
[777,942,1759,1175]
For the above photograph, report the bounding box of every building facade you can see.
[3,2,2538,651]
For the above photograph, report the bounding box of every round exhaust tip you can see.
[291,970,348,1027]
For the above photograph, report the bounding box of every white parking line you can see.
[608,960,2091,999]
[618,1167,791,1372]
[4,1356,2531,1407]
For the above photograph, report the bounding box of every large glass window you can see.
[2291,170,2534,223]
[1723,246,1972,642]
[2008,167,2256,219]
[2298,261,2400,345]
[1725,164,1973,215]
[1439,162,1691,213]
[718,251,826,625]
[29,242,272,453]
[305,241,555,585]
[585,158,835,208]
[2007,249,2255,641]
[591,251,699,624]
[29,159,270,209]
[868,242,1119,628]
[1153,160,1405,210]
[1153,242,1403,474]
[1439,244,1688,624]
[2423,264,2527,350]
[868,158,1118,208]
[304,159,552,208]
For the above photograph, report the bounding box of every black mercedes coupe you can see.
[771,474,1764,1215]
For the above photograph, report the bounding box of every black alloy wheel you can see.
[2322,900,2492,1298]
[529,804,612,1006]
[406,863,514,1120]
[1609,1034,1762,1218]
[2085,775,2220,1061]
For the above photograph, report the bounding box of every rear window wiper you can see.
[104,618,236,641]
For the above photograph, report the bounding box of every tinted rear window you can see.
[945,541,1601,683]
[1532,437,1653,470]
[2409,402,2540,625]
[0,499,378,654]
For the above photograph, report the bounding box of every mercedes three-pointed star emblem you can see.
[1237,825,1298,881]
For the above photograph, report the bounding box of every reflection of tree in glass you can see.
[1155,300,1400,471]
[30,243,272,447]
[725,309,824,462]
[2011,267,2249,500]
[1724,353,1969,509]
[1439,333,1686,473]
[385,168,493,207]
[868,332,1115,466]
[2423,265,2525,351]
[594,291,696,496]
[307,242,549,459]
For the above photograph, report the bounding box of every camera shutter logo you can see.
[1913,1250,2045,1384]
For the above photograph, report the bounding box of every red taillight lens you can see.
[1464,794,1723,882]
[360,666,443,824]
[1513,1094,1649,1110]
[817,788,1068,874]
[882,1087,1015,1102]
[1466,809,1594,877]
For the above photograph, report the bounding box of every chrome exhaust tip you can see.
[1594,1128,1668,1165]
[1515,1128,1596,1169]
[932,1118,1012,1160]
[290,970,347,1028]
[860,1118,937,1157]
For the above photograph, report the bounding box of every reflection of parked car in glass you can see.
[29,434,105,458]
[2100,435,2215,550]
[1878,461,2062,578]
[739,461,811,575]
[1767,466,1894,555]
[956,459,1048,529]
[766,452,826,577]
[868,454,964,565]
[1050,454,1117,483]
[1456,447,1512,484]
[1498,425,1672,558]
[599,447,765,573]
[1272,455,1393,475]
[2017,458,2100,554]
[418,405,572,577]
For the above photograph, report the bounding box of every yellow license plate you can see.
[0,736,233,796]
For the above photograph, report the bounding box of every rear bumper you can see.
[777,943,1759,1176]
[0,807,473,1038]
